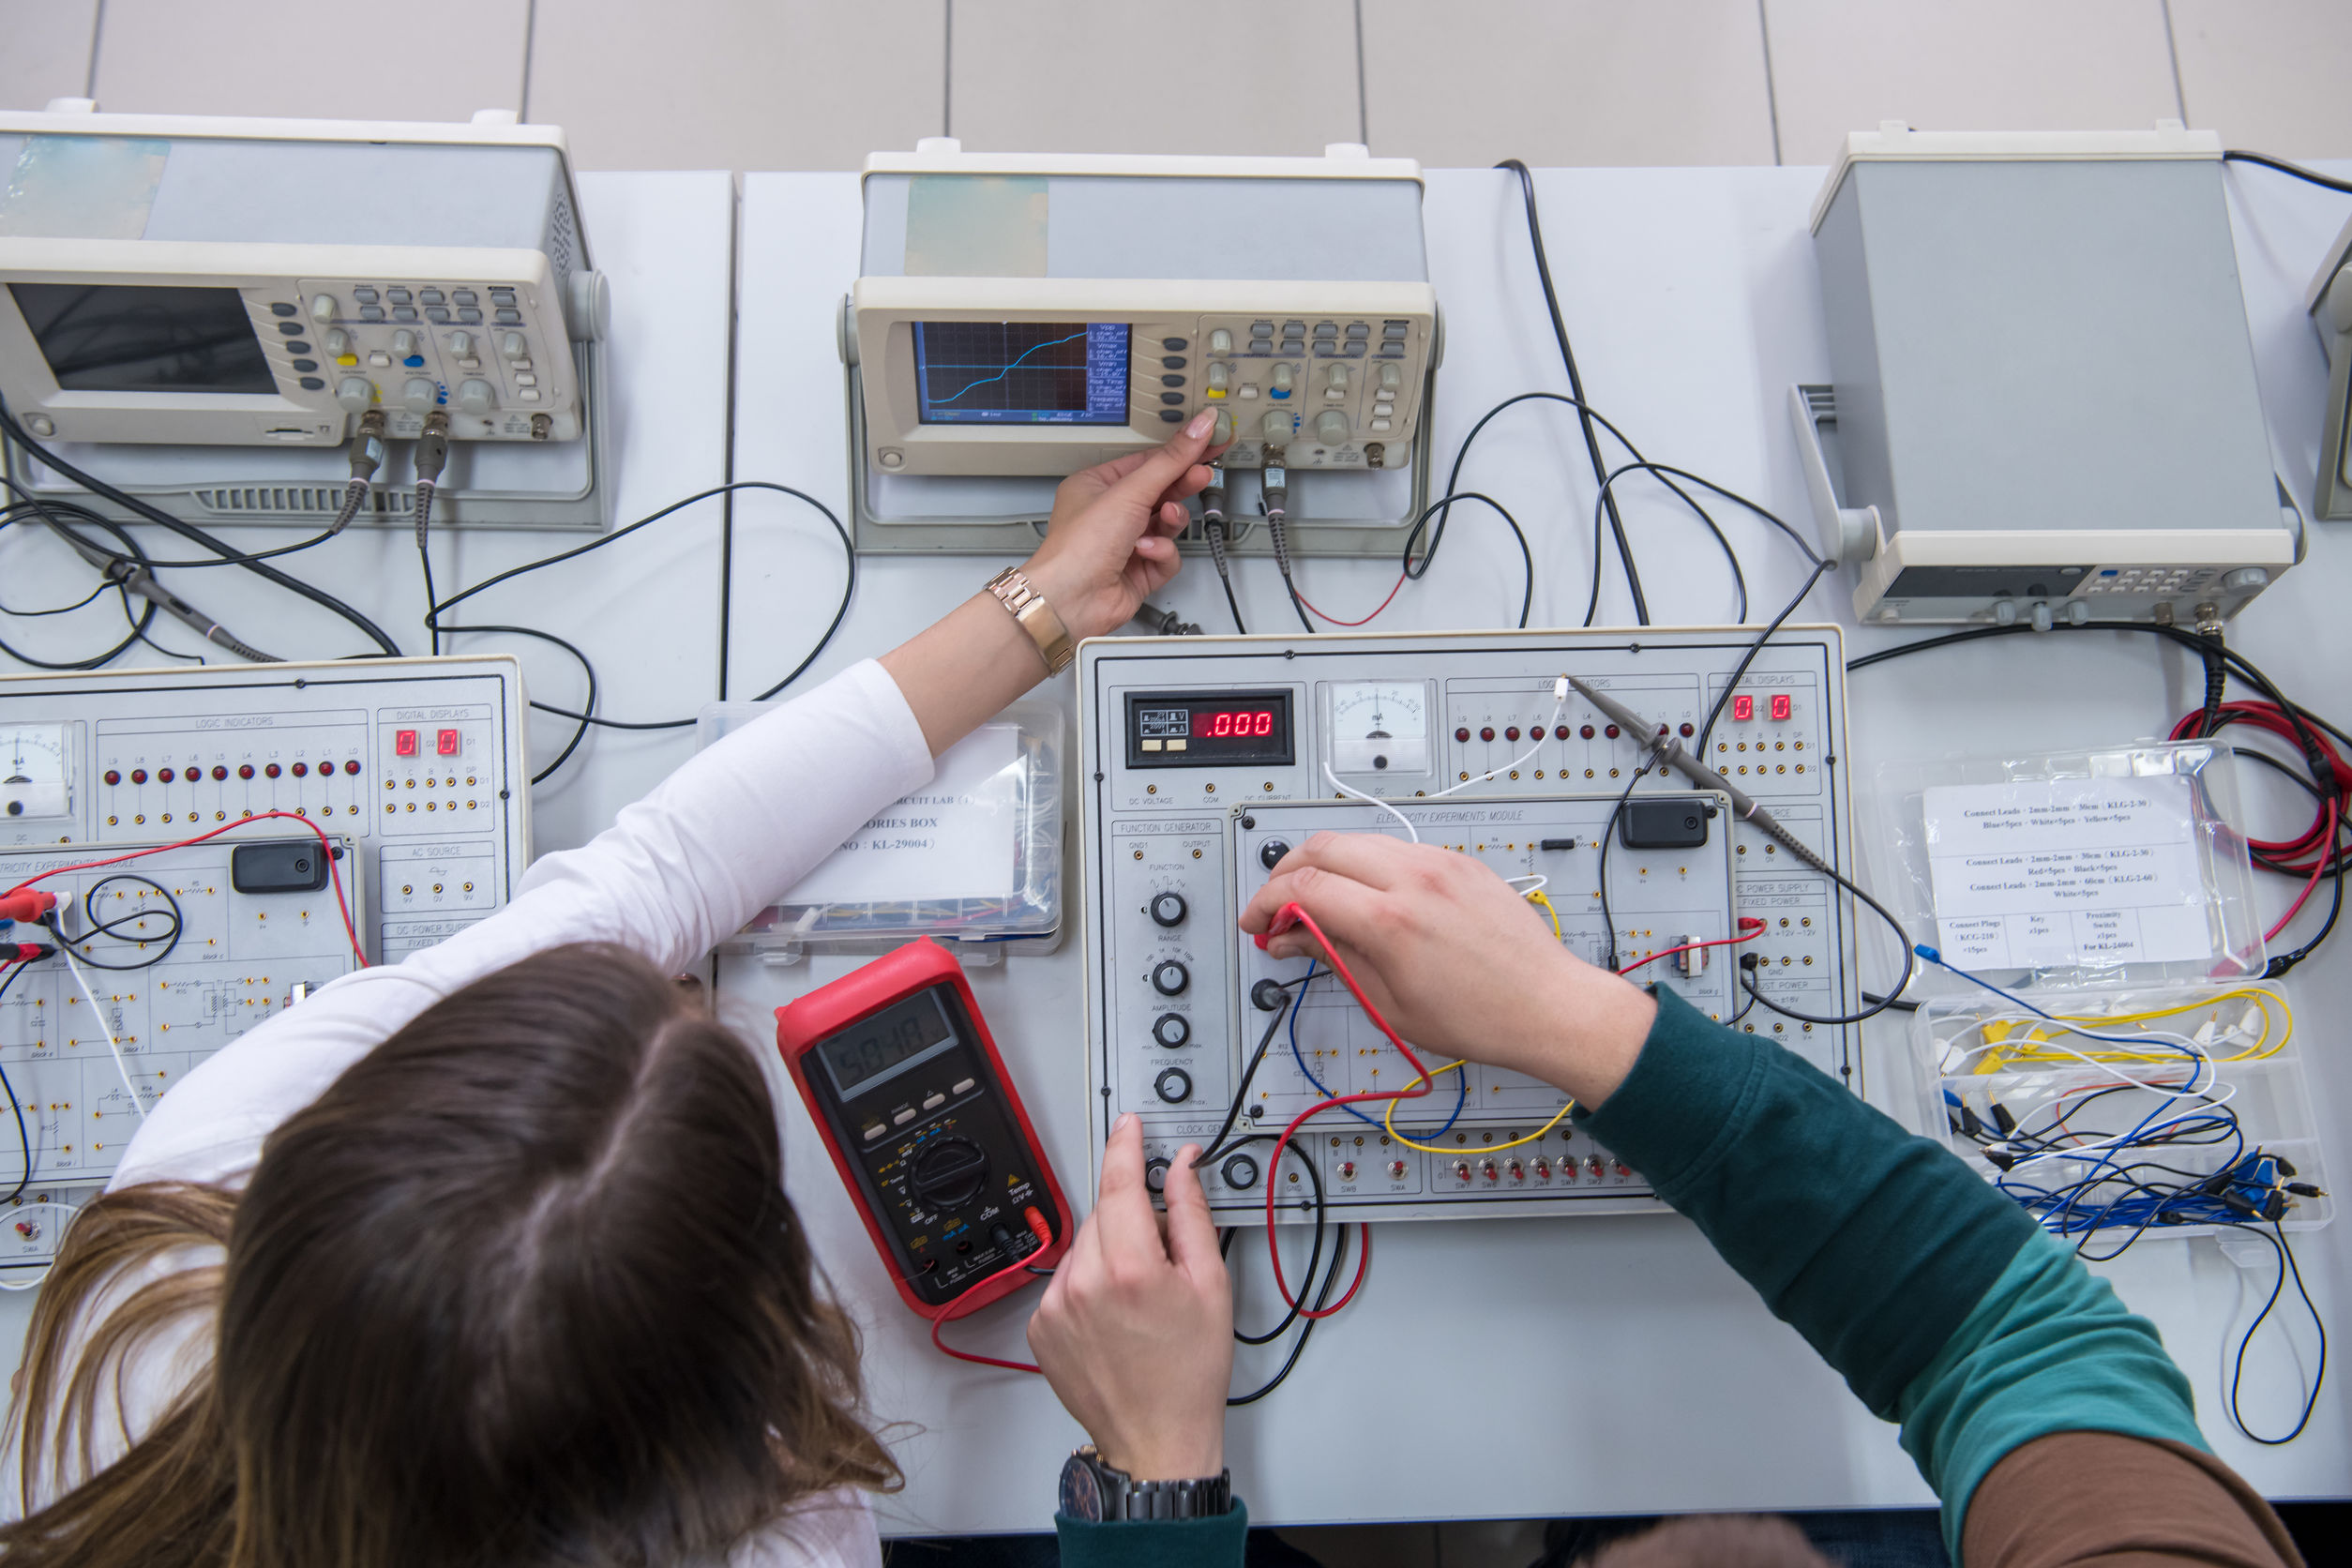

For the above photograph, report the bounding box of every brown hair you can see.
[1,942,898,1567]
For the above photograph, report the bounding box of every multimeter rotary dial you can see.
[909,1137,991,1208]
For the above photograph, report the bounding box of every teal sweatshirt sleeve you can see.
[1054,1499,1248,1567]
[1583,988,2206,1554]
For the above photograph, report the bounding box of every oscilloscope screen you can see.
[914,321,1130,425]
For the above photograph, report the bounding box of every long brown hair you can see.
[1,942,897,1567]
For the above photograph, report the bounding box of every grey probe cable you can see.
[45,523,279,662]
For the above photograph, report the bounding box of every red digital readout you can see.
[1201,710,1275,739]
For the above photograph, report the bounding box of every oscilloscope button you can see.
[1161,356,1186,369]
[1162,338,1188,351]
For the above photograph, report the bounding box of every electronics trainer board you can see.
[1079,629,1860,1222]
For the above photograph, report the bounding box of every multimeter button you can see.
[1151,960,1189,996]
[911,1138,990,1207]
[1154,1067,1193,1103]
[893,1108,917,1125]
[921,1093,945,1111]
[951,1078,976,1096]
[1153,1013,1191,1049]
[1145,1158,1171,1195]
[1258,838,1291,870]
[1220,1154,1260,1189]
[1149,891,1187,927]
[862,1122,886,1142]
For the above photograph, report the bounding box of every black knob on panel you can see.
[1259,838,1291,871]
[1151,960,1190,996]
[1152,1012,1191,1048]
[1154,1067,1193,1104]
[908,1138,990,1209]
[1144,1157,1171,1195]
[1149,891,1188,927]
[1220,1153,1260,1189]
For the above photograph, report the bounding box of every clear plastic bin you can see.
[695,700,1063,962]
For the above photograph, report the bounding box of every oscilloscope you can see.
[843,143,1440,551]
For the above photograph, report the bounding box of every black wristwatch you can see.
[1058,1446,1232,1521]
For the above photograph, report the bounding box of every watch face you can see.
[1059,1455,1105,1522]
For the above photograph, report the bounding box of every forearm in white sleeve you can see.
[108,660,935,1190]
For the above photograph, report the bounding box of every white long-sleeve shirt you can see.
[5,660,937,1567]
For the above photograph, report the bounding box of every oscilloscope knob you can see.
[1152,1012,1191,1048]
[1149,891,1188,927]
[1151,960,1190,996]
[1154,1067,1194,1104]
[909,1138,990,1209]
[1315,410,1350,445]
[335,376,374,413]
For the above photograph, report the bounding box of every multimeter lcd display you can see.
[817,990,956,1097]
[1123,689,1295,768]
[914,322,1130,425]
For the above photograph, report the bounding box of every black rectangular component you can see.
[11,282,276,394]
[1123,688,1295,769]
[230,839,330,894]
[1539,837,1577,852]
[1618,799,1712,851]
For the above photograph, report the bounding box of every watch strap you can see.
[1061,1447,1231,1521]
[985,566,1076,675]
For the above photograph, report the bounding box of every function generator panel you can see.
[1078,629,1860,1223]
[0,833,366,1272]
[0,110,600,449]
[849,148,1437,478]
[0,656,530,962]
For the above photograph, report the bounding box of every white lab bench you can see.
[2,161,2345,1536]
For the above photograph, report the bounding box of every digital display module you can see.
[10,282,275,395]
[914,321,1129,425]
[818,988,957,1097]
[1124,689,1295,768]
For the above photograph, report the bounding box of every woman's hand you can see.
[1028,1114,1230,1483]
[1240,833,1656,1108]
[1020,411,1222,641]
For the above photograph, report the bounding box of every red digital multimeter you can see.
[776,938,1073,1319]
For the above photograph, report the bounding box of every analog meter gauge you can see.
[1328,682,1429,776]
[0,723,72,822]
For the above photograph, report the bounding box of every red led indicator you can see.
[395,730,418,757]
[1770,693,1793,722]
[436,729,461,757]
[1731,695,1754,722]
[1201,710,1274,739]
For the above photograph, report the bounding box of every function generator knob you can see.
[402,377,437,415]
[1315,409,1349,445]
[1145,1157,1171,1195]
[1258,838,1291,871]
[1220,1153,1260,1189]
[909,1137,990,1209]
[457,379,495,416]
[1149,891,1188,927]
[1154,1066,1193,1104]
[1152,1012,1191,1049]
[335,376,374,413]
[1151,959,1190,996]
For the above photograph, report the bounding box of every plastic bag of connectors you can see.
[1913,980,2330,1242]
[1868,742,2264,998]
[694,700,1063,963]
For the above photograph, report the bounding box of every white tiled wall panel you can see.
[2171,0,2352,158]
[947,0,1361,157]
[1363,0,1776,168]
[1762,0,2185,169]
[0,0,98,111]
[88,0,531,122]
[529,0,945,171]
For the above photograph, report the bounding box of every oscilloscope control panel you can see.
[0,656,530,962]
[1079,629,1858,1223]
